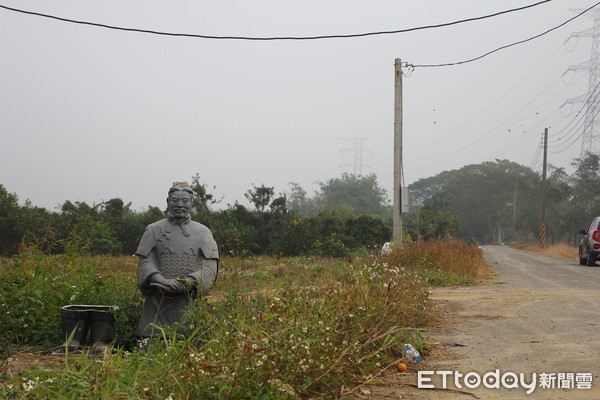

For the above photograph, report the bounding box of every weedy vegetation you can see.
[0,240,484,399]
[512,242,578,260]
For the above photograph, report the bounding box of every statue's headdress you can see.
[168,181,194,198]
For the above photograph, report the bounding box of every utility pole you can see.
[393,59,403,244]
[512,170,518,242]
[539,128,548,248]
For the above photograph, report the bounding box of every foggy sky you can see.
[0,0,595,212]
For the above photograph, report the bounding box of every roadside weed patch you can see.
[0,240,486,398]
[513,242,577,259]
[382,240,485,285]
[1,259,431,398]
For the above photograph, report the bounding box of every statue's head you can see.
[167,182,194,219]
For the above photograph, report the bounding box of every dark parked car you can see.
[578,216,600,266]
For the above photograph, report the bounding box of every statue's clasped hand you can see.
[150,274,195,295]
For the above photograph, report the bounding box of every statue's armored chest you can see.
[154,223,200,253]
[159,253,199,279]
[154,223,203,278]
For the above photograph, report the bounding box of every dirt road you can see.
[365,245,600,399]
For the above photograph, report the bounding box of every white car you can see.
[578,216,600,266]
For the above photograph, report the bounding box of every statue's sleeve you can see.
[187,226,219,295]
[137,251,161,295]
[187,258,218,296]
[199,227,220,261]
[136,225,161,295]
[135,224,156,257]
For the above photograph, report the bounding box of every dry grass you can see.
[513,242,578,260]
[99,255,138,274]
[382,240,487,286]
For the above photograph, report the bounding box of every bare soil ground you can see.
[1,350,64,381]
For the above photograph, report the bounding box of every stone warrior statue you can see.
[135,182,219,337]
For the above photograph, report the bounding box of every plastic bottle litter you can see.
[403,343,421,362]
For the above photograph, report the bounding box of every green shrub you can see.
[267,218,313,256]
[0,245,141,353]
[310,233,350,258]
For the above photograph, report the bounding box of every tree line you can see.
[0,173,391,257]
[407,153,600,245]
[2,153,598,257]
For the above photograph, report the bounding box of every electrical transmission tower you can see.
[340,137,367,175]
[566,9,600,155]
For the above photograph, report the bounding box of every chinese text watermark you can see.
[418,370,593,395]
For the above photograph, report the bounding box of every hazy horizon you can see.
[1,0,595,212]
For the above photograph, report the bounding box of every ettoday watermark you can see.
[418,370,593,395]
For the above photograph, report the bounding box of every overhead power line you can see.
[549,78,600,145]
[550,102,600,153]
[408,1,600,68]
[0,1,552,41]
[529,134,544,170]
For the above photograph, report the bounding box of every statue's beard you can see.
[167,210,190,222]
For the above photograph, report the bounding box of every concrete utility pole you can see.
[512,170,518,242]
[539,128,548,248]
[393,58,403,243]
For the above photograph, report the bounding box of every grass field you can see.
[0,240,485,399]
